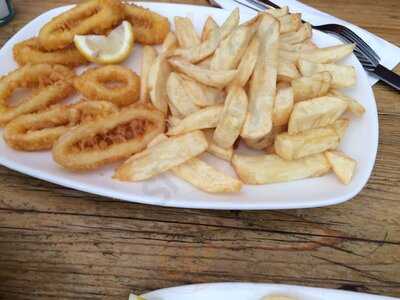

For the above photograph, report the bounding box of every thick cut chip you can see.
[114,130,208,181]
[210,24,256,70]
[277,61,301,82]
[332,119,349,140]
[232,153,331,184]
[301,44,354,63]
[273,83,294,126]
[171,8,240,63]
[172,158,242,193]
[203,129,233,161]
[169,58,237,88]
[231,37,260,87]
[280,44,354,64]
[288,96,348,134]
[174,17,200,48]
[325,150,356,184]
[243,125,286,150]
[292,72,332,102]
[167,105,223,136]
[298,59,356,88]
[274,120,349,160]
[147,133,239,193]
[329,89,365,117]
[265,6,289,18]
[140,46,157,102]
[201,16,219,41]
[161,32,178,53]
[241,14,279,139]
[213,86,247,149]
[166,72,199,116]
[180,75,224,107]
[148,55,171,114]
[278,13,302,33]
[280,40,317,51]
[281,23,312,44]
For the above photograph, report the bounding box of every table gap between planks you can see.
[0,0,399,299]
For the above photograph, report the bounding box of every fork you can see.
[210,0,400,90]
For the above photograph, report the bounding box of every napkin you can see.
[211,0,400,86]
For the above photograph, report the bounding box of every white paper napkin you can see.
[212,0,400,86]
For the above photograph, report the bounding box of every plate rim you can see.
[0,2,379,210]
[142,282,397,300]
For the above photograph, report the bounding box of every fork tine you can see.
[341,27,380,62]
[232,0,262,11]
[240,0,268,10]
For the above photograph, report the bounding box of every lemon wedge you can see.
[74,21,134,64]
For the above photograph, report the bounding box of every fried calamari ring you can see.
[13,37,88,67]
[124,4,170,45]
[52,104,165,171]
[4,101,118,151]
[39,0,124,50]
[74,65,140,107]
[0,64,75,126]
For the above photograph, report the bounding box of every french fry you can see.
[279,13,302,33]
[232,153,331,184]
[167,105,223,136]
[180,74,224,107]
[174,17,200,48]
[166,72,199,116]
[265,6,289,18]
[243,125,286,150]
[280,44,354,64]
[288,96,348,134]
[211,24,256,70]
[140,46,157,102]
[148,56,171,114]
[332,119,349,139]
[169,58,237,88]
[231,37,260,87]
[214,86,248,149]
[280,39,317,51]
[171,8,240,63]
[292,72,332,102]
[281,23,312,44]
[167,115,182,127]
[161,32,178,53]
[197,55,213,68]
[203,129,233,161]
[325,150,356,184]
[168,101,183,118]
[273,83,294,126]
[329,89,365,117]
[241,14,279,140]
[114,130,208,181]
[201,16,219,42]
[147,133,240,193]
[298,59,356,88]
[302,44,355,63]
[147,133,168,148]
[274,120,349,160]
[175,158,243,193]
[279,50,299,62]
[277,61,301,82]
[172,158,242,193]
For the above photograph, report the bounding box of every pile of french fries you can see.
[115,6,365,193]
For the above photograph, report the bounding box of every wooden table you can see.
[0,1,399,299]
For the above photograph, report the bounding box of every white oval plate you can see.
[142,282,397,300]
[0,2,378,210]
